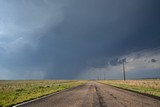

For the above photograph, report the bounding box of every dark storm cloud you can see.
[151,59,157,63]
[56,0,160,56]
[36,0,160,79]
[108,58,126,66]
[0,0,160,79]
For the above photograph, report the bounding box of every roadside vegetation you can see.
[0,80,86,107]
[98,79,160,97]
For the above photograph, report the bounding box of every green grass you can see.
[0,80,86,107]
[98,79,160,97]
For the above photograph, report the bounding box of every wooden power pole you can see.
[122,60,126,80]
[103,71,106,80]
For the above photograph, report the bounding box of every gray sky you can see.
[0,0,160,80]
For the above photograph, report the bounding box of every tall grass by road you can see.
[99,79,160,97]
[0,80,86,107]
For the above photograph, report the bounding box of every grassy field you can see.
[0,80,86,107]
[98,79,160,97]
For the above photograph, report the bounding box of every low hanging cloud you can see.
[79,49,160,79]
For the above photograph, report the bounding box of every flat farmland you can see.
[12,81,160,107]
[1,80,160,107]
[0,80,86,107]
[98,79,160,97]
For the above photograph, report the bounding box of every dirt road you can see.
[15,81,160,107]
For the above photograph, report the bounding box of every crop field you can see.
[98,79,160,97]
[0,80,86,107]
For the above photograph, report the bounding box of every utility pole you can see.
[103,71,106,80]
[122,60,126,80]
[97,74,99,80]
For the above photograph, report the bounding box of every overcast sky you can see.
[0,0,160,80]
